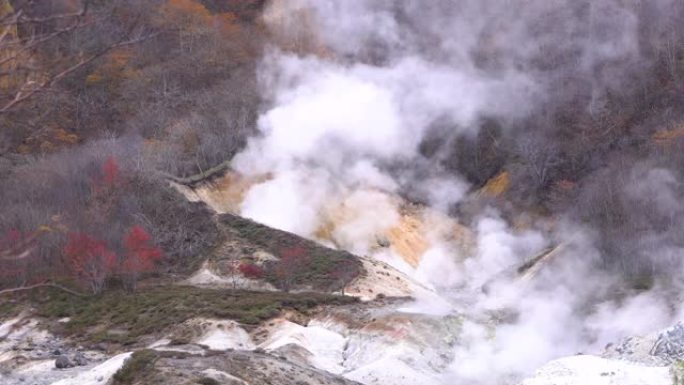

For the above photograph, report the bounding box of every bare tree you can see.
[0,0,155,114]
[516,137,561,189]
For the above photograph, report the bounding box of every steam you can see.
[232,2,537,241]
[230,0,684,384]
[443,220,677,384]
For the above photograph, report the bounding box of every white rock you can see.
[182,262,277,291]
[519,355,671,385]
[259,319,346,374]
[147,338,172,349]
[345,256,437,301]
[196,320,255,351]
[50,352,132,385]
[201,368,248,384]
[345,355,441,385]
[183,265,234,287]
[0,315,23,339]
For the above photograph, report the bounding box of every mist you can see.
[229,0,684,383]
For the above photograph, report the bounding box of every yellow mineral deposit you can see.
[182,170,475,268]
[190,171,272,214]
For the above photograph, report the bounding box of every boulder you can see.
[651,323,684,363]
[73,352,88,366]
[55,355,73,369]
[602,322,684,366]
[602,335,666,366]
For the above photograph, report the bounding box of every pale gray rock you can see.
[73,352,88,366]
[651,323,684,363]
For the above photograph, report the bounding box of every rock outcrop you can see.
[519,355,671,385]
[521,322,684,385]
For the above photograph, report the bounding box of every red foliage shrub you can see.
[238,262,264,279]
[275,246,310,292]
[121,225,162,292]
[63,232,116,294]
[0,229,22,248]
[90,156,125,194]
[101,157,121,186]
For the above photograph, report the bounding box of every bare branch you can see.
[0,31,160,113]
[0,232,39,260]
[0,281,87,297]
[0,0,89,26]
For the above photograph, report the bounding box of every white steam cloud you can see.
[229,0,683,384]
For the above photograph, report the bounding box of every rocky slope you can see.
[2,170,683,385]
[520,323,684,385]
[4,308,684,385]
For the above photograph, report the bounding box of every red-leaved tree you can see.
[275,246,310,292]
[121,225,162,292]
[63,232,117,294]
[91,156,125,192]
[101,157,121,186]
[1,229,22,248]
[238,262,264,279]
[88,157,127,223]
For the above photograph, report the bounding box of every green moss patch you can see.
[0,300,21,319]
[32,285,357,345]
[220,214,362,292]
[112,349,159,385]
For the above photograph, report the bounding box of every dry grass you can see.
[478,171,510,198]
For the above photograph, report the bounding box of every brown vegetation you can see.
[1,0,684,290]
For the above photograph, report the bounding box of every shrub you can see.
[63,233,117,294]
[121,225,162,292]
[112,349,159,385]
[237,262,264,279]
